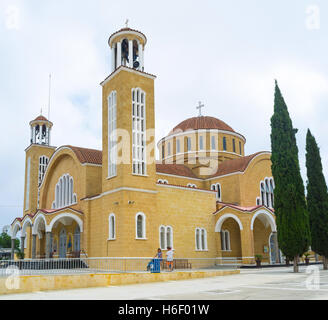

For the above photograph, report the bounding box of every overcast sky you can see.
[0,0,327,231]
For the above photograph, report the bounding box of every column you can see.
[32,126,36,144]
[20,236,25,257]
[273,232,280,263]
[128,40,133,68]
[111,46,116,72]
[32,234,37,259]
[240,221,255,264]
[116,42,121,68]
[11,238,15,260]
[138,43,143,70]
[139,44,144,71]
[46,127,49,145]
[45,232,51,259]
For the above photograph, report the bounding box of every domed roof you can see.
[34,115,49,122]
[169,116,235,136]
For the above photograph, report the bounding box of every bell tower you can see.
[101,26,156,192]
[108,26,146,73]
[23,114,56,215]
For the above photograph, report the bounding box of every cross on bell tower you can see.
[196,101,205,117]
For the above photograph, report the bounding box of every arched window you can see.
[53,174,77,209]
[159,225,173,249]
[265,179,270,207]
[108,214,116,240]
[221,230,231,251]
[38,155,49,186]
[160,226,166,250]
[199,136,204,150]
[259,178,275,208]
[176,139,181,153]
[187,137,191,151]
[223,137,227,151]
[195,228,200,250]
[269,178,274,207]
[136,213,146,239]
[195,228,207,251]
[166,226,173,248]
[211,136,216,150]
[132,88,146,175]
[108,90,117,178]
[260,182,266,206]
[187,183,197,188]
[211,183,222,201]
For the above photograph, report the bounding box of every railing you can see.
[0,257,241,277]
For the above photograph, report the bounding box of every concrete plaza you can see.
[0,265,327,300]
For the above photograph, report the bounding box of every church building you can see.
[10,26,280,265]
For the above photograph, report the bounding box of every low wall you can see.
[0,269,239,295]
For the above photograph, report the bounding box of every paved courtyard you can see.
[0,265,327,300]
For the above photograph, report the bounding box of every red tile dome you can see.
[169,116,235,136]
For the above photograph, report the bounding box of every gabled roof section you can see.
[210,151,270,178]
[63,145,102,165]
[156,163,198,179]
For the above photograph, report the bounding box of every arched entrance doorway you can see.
[215,214,243,261]
[251,210,278,264]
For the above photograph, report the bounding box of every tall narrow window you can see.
[261,182,266,205]
[108,91,117,177]
[160,226,166,249]
[199,136,204,150]
[136,212,146,239]
[211,136,216,150]
[162,144,165,159]
[167,142,171,156]
[166,226,172,248]
[211,183,222,201]
[223,137,227,151]
[38,156,49,186]
[53,174,77,209]
[176,139,180,153]
[187,137,191,151]
[196,228,207,250]
[239,141,242,155]
[232,139,236,153]
[108,214,116,240]
[132,88,146,175]
[25,157,31,210]
[221,230,230,251]
[159,225,173,249]
[270,179,274,207]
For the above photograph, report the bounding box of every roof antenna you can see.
[48,74,52,120]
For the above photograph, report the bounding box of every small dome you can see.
[169,116,235,136]
[34,115,49,122]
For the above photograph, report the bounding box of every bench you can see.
[161,259,192,270]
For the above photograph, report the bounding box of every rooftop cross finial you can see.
[125,19,129,28]
[196,101,205,117]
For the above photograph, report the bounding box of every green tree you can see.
[305,129,328,269]
[270,80,311,272]
[0,232,19,249]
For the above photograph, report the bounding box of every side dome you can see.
[169,116,235,136]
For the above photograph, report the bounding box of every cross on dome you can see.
[125,19,129,28]
[196,101,205,117]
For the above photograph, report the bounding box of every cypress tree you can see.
[270,80,311,272]
[305,129,328,269]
